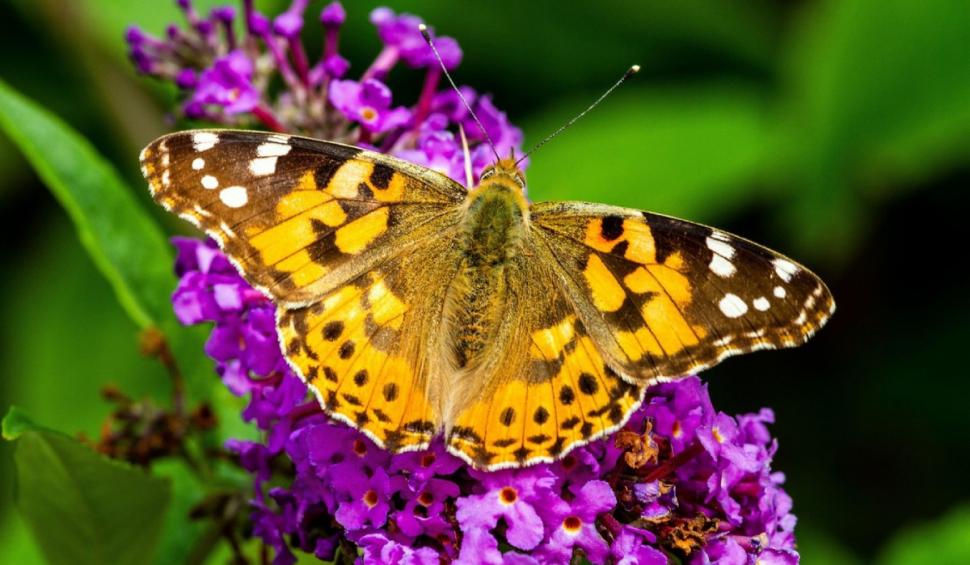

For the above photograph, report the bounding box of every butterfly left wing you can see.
[141,129,470,452]
[530,201,835,381]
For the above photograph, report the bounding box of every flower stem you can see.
[252,104,288,132]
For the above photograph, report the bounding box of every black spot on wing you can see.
[600,215,624,240]
[370,163,394,189]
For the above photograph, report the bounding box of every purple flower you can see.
[320,2,345,27]
[537,480,616,563]
[329,78,411,133]
[331,463,394,530]
[273,0,308,38]
[612,527,668,565]
[188,50,259,115]
[358,532,439,564]
[456,467,557,550]
[370,8,461,69]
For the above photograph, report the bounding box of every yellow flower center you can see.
[360,106,378,122]
[563,516,582,533]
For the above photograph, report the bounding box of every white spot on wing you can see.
[192,158,205,170]
[706,234,735,259]
[256,142,292,157]
[753,297,770,311]
[201,175,219,189]
[709,254,736,277]
[774,258,799,282]
[192,132,219,152]
[711,230,731,242]
[774,286,787,298]
[219,186,248,208]
[249,156,278,176]
[719,293,748,318]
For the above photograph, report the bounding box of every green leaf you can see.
[1,406,45,440]
[524,83,770,223]
[878,503,970,565]
[0,78,174,330]
[4,408,171,565]
[779,0,970,256]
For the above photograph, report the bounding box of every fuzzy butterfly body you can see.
[141,129,834,469]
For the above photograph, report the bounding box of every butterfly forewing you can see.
[140,130,465,305]
[531,202,834,380]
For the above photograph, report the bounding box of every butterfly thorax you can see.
[448,175,529,369]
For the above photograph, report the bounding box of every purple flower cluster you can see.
[141,3,801,563]
[126,1,521,185]
[171,236,800,564]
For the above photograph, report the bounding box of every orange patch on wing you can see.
[583,255,626,312]
[529,316,576,360]
[621,221,657,264]
[274,250,328,287]
[371,172,406,203]
[326,160,372,198]
[367,276,408,329]
[334,207,390,254]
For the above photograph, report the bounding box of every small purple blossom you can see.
[329,78,412,134]
[536,480,616,562]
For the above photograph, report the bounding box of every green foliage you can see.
[779,0,970,256]
[877,504,970,565]
[2,408,170,565]
[0,79,174,330]
[525,83,770,222]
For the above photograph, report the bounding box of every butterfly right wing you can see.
[140,129,466,305]
[530,201,835,381]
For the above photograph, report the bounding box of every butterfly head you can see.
[479,156,527,193]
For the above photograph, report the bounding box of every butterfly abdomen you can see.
[445,180,530,369]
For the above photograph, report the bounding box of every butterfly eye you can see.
[480,168,495,180]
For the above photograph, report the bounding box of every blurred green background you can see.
[1,0,968,563]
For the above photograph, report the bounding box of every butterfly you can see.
[140,129,834,469]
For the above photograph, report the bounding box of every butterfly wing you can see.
[140,129,465,305]
[278,233,465,452]
[530,201,835,380]
[141,129,468,450]
[444,248,645,469]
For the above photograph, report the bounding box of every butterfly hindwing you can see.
[278,236,464,452]
[140,129,465,304]
[531,202,834,380]
[445,248,645,469]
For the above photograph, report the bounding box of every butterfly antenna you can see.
[419,24,502,164]
[516,64,640,166]
[458,123,475,188]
